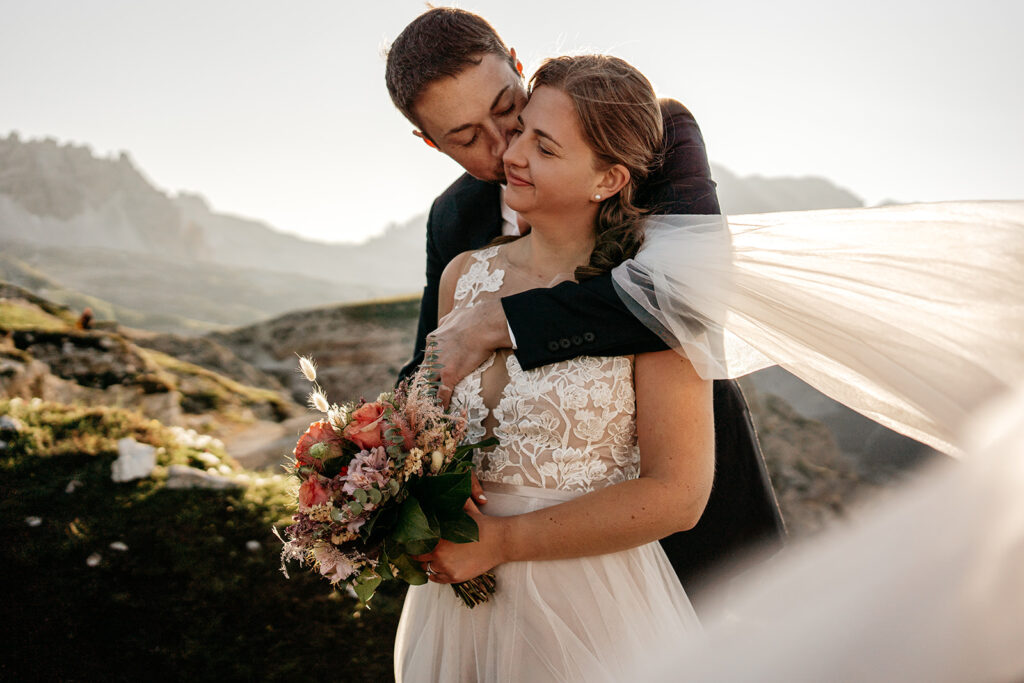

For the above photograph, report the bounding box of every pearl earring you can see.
[594,194,602,200]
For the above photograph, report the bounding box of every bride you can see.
[393,52,1024,682]
[394,55,710,681]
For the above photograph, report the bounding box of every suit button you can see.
[547,341,560,352]
[571,335,583,346]
[559,338,572,349]
[583,332,595,343]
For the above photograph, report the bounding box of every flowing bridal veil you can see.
[612,201,1024,681]
[612,201,1024,456]
[648,382,1024,682]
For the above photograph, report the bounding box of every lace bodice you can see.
[451,245,640,494]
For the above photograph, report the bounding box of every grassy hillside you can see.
[0,251,222,334]
[0,237,416,333]
[0,398,404,681]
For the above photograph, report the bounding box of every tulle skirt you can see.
[394,482,701,682]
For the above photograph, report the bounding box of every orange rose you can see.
[298,477,331,510]
[342,402,386,450]
[294,420,345,471]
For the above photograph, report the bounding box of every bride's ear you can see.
[413,130,438,150]
[593,164,631,202]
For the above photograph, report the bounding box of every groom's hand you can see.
[427,299,512,407]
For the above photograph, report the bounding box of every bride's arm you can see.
[415,349,715,583]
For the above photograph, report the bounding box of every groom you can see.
[386,7,784,604]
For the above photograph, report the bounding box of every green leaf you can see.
[391,497,439,556]
[330,506,345,522]
[452,437,498,463]
[439,510,480,544]
[368,487,382,505]
[416,471,471,516]
[391,553,428,586]
[353,489,368,505]
[388,479,401,495]
[362,503,397,540]
[353,572,382,605]
[377,549,393,581]
[348,501,363,516]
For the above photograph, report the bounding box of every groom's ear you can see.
[413,130,439,150]
[594,164,631,201]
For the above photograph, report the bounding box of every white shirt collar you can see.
[498,185,521,236]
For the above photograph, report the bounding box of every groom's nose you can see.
[483,120,508,161]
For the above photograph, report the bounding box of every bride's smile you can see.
[502,85,624,231]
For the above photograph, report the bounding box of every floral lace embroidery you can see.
[453,246,503,308]
[450,246,640,494]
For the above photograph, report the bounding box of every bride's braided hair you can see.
[531,55,664,281]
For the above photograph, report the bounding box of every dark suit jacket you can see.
[400,99,785,607]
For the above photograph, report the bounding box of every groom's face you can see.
[414,53,527,183]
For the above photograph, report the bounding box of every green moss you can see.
[142,349,291,419]
[0,398,402,680]
[0,300,71,332]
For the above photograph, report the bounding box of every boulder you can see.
[165,464,240,490]
[111,437,157,482]
[0,414,26,433]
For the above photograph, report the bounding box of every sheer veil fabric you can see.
[645,382,1024,682]
[611,201,1024,456]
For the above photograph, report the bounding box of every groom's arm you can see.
[505,98,719,369]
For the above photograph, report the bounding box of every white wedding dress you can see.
[394,245,701,683]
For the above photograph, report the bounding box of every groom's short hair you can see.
[385,7,515,130]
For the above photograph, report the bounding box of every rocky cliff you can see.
[0,283,302,445]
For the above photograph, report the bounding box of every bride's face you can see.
[502,86,605,221]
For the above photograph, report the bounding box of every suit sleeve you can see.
[398,201,444,382]
[503,273,668,369]
[505,98,721,370]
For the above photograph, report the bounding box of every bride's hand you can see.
[410,500,506,584]
[427,300,512,408]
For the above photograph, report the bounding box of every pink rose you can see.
[343,402,386,450]
[298,478,331,510]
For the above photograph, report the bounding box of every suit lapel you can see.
[457,179,503,251]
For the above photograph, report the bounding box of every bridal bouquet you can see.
[275,356,497,608]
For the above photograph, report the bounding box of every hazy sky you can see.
[2,0,1021,244]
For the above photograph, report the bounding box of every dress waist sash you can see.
[480,481,584,517]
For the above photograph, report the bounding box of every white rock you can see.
[165,464,240,490]
[0,415,25,432]
[195,451,220,466]
[65,479,83,493]
[109,541,129,552]
[245,540,261,552]
[217,464,232,475]
[86,553,102,567]
[25,516,42,527]
[111,438,157,482]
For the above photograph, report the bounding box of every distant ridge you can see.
[712,163,864,214]
[1,131,868,331]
